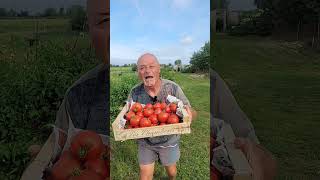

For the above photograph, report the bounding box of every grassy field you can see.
[213,34,320,179]
[0,18,98,179]
[110,67,210,179]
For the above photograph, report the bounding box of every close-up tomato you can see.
[130,115,141,127]
[70,130,104,161]
[165,106,171,113]
[160,102,167,110]
[125,111,135,121]
[144,103,153,109]
[167,114,179,124]
[140,118,152,127]
[153,102,161,109]
[158,112,169,123]
[69,169,104,180]
[169,103,177,113]
[84,158,108,178]
[148,114,158,124]
[136,111,144,118]
[154,108,162,115]
[143,108,154,117]
[50,150,81,180]
[131,102,143,113]
[160,122,166,125]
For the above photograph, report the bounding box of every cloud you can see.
[180,35,193,45]
[172,0,192,10]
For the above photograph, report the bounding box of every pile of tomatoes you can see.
[48,130,109,180]
[124,101,182,128]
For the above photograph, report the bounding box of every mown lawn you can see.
[213,34,320,179]
[110,68,210,179]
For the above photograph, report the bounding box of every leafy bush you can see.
[68,5,87,31]
[228,9,273,36]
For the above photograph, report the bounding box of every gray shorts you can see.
[138,143,180,166]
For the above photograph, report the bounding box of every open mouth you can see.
[145,76,153,79]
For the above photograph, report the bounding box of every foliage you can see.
[189,41,210,73]
[174,59,181,65]
[0,27,98,179]
[131,64,137,71]
[68,5,88,31]
[228,9,273,36]
[43,8,58,17]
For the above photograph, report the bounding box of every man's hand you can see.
[185,106,197,123]
[234,137,277,180]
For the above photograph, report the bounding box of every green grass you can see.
[213,34,320,179]
[110,68,210,179]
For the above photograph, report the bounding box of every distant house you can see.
[212,0,256,32]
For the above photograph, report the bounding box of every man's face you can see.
[137,55,161,87]
[87,0,109,64]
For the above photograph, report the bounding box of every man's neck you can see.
[144,79,161,97]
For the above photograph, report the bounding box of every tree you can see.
[189,41,210,73]
[59,7,64,16]
[18,10,29,17]
[43,8,57,17]
[68,5,87,31]
[0,8,7,17]
[7,9,17,17]
[174,59,181,65]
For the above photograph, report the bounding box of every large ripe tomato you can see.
[69,169,104,180]
[167,114,179,124]
[153,102,161,109]
[131,102,143,113]
[165,106,171,113]
[148,114,158,124]
[50,150,81,180]
[144,103,153,109]
[160,122,166,125]
[158,112,169,123]
[125,111,135,121]
[160,102,167,110]
[84,158,108,178]
[140,118,152,127]
[130,115,141,127]
[136,111,144,118]
[143,108,154,117]
[169,103,177,113]
[70,130,104,161]
[210,166,221,180]
[154,108,162,115]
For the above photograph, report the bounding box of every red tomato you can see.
[140,118,152,127]
[69,169,104,180]
[167,114,179,124]
[143,108,154,117]
[165,106,171,113]
[160,122,166,125]
[153,102,161,109]
[125,111,135,121]
[144,103,153,109]
[160,102,167,110]
[158,112,169,123]
[136,111,144,118]
[131,103,143,113]
[130,116,141,127]
[84,158,108,178]
[70,130,104,161]
[169,103,177,113]
[127,125,132,129]
[154,108,162,115]
[210,166,221,180]
[148,114,158,124]
[50,150,81,180]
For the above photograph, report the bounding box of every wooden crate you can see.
[222,123,252,180]
[112,104,191,141]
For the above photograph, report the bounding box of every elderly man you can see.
[128,53,195,180]
[22,0,110,179]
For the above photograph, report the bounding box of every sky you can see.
[110,0,210,65]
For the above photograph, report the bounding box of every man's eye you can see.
[96,17,109,25]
